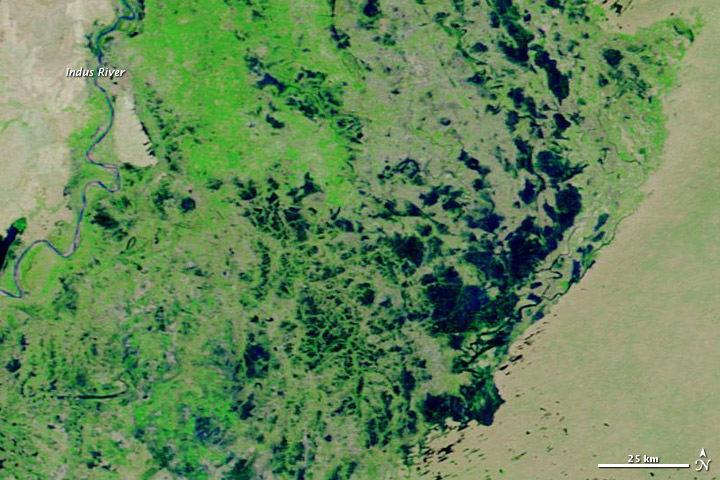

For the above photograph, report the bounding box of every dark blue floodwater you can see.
[0,226,19,271]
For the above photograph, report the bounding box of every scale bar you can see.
[598,464,689,469]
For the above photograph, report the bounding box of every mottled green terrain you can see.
[0,0,694,478]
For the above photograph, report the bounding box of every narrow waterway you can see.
[0,0,137,298]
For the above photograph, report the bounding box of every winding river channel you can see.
[0,0,137,299]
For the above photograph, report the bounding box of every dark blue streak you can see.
[0,226,19,272]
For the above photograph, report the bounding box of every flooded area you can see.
[419,1,720,478]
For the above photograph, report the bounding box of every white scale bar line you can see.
[598,464,690,468]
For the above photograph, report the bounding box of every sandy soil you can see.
[418,1,720,479]
[0,0,114,235]
[113,91,156,168]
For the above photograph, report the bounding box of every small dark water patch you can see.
[553,113,572,132]
[594,212,609,231]
[363,0,380,18]
[602,48,624,68]
[519,179,536,203]
[0,227,19,269]
[571,259,582,282]
[0,219,25,271]
[180,197,196,213]
[5,357,20,373]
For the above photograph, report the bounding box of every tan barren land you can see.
[113,91,156,168]
[419,1,720,479]
[0,0,115,235]
[0,0,119,238]
[0,0,152,241]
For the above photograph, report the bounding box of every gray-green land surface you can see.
[421,1,720,479]
[0,0,698,478]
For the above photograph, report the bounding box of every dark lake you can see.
[0,225,19,270]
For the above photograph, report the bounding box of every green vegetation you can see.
[0,0,695,478]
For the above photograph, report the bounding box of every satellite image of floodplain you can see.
[0,0,717,478]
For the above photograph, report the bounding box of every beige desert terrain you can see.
[0,0,115,235]
[0,0,153,242]
[419,1,720,479]
[113,90,156,168]
[0,0,119,239]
